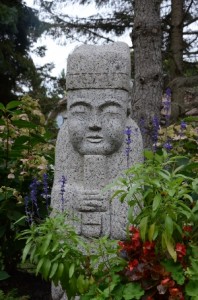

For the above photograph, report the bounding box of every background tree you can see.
[33,0,198,123]
[131,0,163,147]
[0,0,41,104]
[0,0,66,128]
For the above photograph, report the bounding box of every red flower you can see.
[161,277,175,287]
[175,243,186,260]
[183,225,192,232]
[129,225,139,234]
[142,241,155,256]
[118,241,125,250]
[128,259,139,271]
[130,226,141,250]
[169,287,184,300]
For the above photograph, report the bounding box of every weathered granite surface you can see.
[51,42,143,300]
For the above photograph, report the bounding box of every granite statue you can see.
[51,42,143,299]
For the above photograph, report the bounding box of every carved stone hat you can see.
[66,42,131,92]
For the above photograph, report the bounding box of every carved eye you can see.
[102,105,122,116]
[70,105,89,114]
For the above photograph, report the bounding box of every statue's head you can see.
[66,42,132,155]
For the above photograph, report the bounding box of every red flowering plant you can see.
[112,149,198,299]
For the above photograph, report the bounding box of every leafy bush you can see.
[112,149,198,299]
[0,97,54,276]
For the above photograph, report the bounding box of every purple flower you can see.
[41,173,51,213]
[29,178,40,216]
[163,140,172,152]
[152,116,160,152]
[179,120,187,139]
[180,120,187,131]
[124,126,132,168]
[59,175,67,212]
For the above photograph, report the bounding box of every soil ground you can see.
[0,270,52,300]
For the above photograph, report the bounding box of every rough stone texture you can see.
[51,42,143,300]
[66,43,132,92]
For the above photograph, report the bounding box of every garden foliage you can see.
[0,96,54,278]
[19,115,198,300]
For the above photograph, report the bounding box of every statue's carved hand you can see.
[76,190,108,212]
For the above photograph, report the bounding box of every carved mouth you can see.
[86,136,103,143]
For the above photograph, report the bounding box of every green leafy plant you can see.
[111,149,198,299]
[0,97,54,275]
[18,213,127,300]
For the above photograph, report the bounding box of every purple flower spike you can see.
[59,175,67,213]
[124,126,132,168]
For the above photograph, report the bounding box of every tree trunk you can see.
[169,0,184,120]
[131,0,163,148]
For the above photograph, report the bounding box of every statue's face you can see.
[67,89,129,155]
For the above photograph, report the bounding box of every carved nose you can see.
[88,115,101,130]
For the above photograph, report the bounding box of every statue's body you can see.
[51,42,143,300]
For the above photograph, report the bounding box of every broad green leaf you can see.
[49,262,59,279]
[57,263,64,279]
[151,179,161,187]
[144,150,154,160]
[148,223,155,241]
[22,242,32,262]
[51,241,60,252]
[77,275,86,294]
[36,258,44,275]
[51,253,62,263]
[167,189,176,197]
[0,103,5,111]
[140,216,148,241]
[40,233,52,255]
[12,119,37,129]
[163,232,176,261]
[152,194,161,211]
[165,215,173,237]
[69,263,75,278]
[162,260,185,285]
[128,206,134,224]
[185,280,198,296]
[6,101,21,110]
[123,282,144,300]
[42,258,51,280]
[158,171,170,181]
[111,190,126,200]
